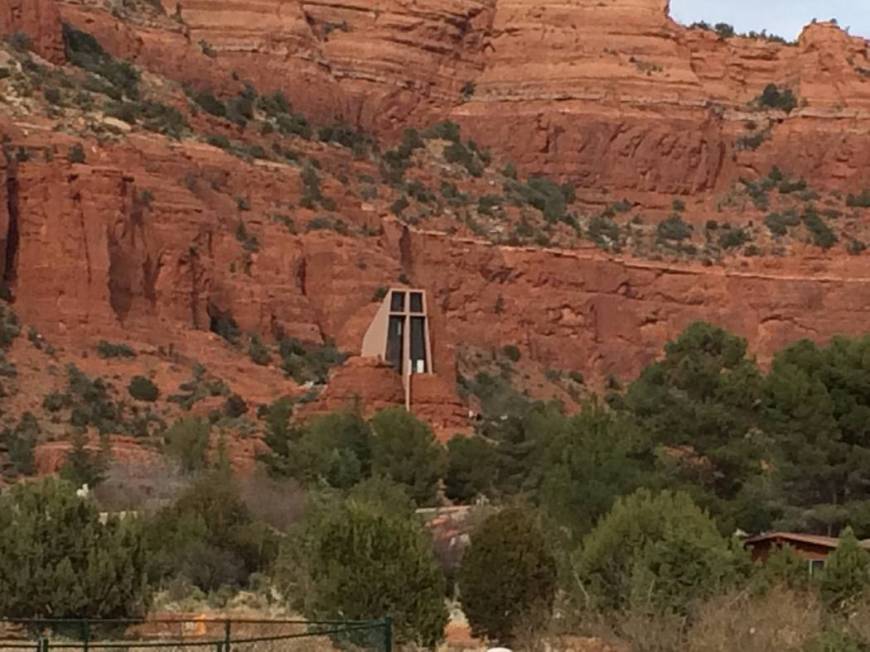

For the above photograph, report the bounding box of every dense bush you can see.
[0,478,149,618]
[97,340,136,359]
[656,214,692,241]
[757,84,798,113]
[164,417,210,472]
[846,189,870,208]
[765,210,801,236]
[802,206,837,249]
[370,408,444,506]
[575,489,743,614]
[285,496,447,648]
[505,176,574,223]
[459,507,557,645]
[146,471,277,592]
[278,337,345,384]
[444,436,498,502]
[718,227,751,250]
[63,24,140,100]
[128,375,159,402]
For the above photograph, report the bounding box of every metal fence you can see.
[0,618,392,652]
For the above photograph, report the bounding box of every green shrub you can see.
[43,87,63,105]
[736,130,769,150]
[188,88,226,118]
[68,143,86,163]
[390,195,409,216]
[502,344,521,362]
[107,100,188,139]
[444,141,483,177]
[97,340,136,359]
[63,25,140,99]
[369,408,444,506]
[846,190,870,208]
[847,239,867,255]
[128,375,159,402]
[146,471,277,592]
[224,393,248,418]
[279,337,346,384]
[778,177,807,194]
[7,31,32,52]
[802,207,837,249]
[459,507,557,645]
[444,436,497,503]
[588,215,620,247]
[209,307,240,344]
[505,176,572,222]
[423,120,461,142]
[248,334,271,366]
[406,180,435,204]
[286,497,447,648]
[235,220,259,252]
[0,477,149,618]
[765,210,800,236]
[757,84,798,113]
[656,215,692,242]
[164,417,210,472]
[819,528,870,610]
[715,22,735,38]
[0,304,20,349]
[60,431,108,488]
[575,489,743,614]
[718,227,751,250]
[0,413,38,476]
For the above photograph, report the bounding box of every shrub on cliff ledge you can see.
[757,84,798,113]
[128,375,159,402]
[656,214,692,242]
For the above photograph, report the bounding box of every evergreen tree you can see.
[819,527,870,610]
[624,322,764,523]
[0,477,149,618]
[59,431,109,488]
[575,489,745,614]
[286,496,447,649]
[444,435,498,503]
[458,506,557,645]
[370,408,444,505]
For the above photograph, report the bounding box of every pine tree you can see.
[59,431,108,488]
[820,527,870,610]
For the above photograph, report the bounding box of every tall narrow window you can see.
[386,316,405,372]
[390,291,406,312]
[410,316,428,373]
[410,292,424,313]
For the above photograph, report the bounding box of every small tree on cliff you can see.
[459,506,558,646]
[0,477,150,618]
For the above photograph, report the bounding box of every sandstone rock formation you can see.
[1,0,870,456]
[0,0,65,64]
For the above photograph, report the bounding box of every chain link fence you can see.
[0,618,392,652]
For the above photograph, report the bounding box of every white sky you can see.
[670,0,870,39]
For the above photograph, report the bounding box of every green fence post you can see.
[81,620,90,652]
[383,617,392,652]
[223,620,231,652]
[41,637,50,652]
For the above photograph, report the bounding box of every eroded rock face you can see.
[3,0,870,443]
[0,0,65,64]
[55,0,870,203]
